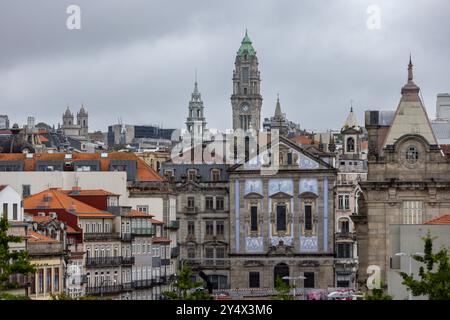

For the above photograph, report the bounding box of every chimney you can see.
[68,204,76,213]
[71,186,81,195]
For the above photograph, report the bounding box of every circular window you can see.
[405,146,419,164]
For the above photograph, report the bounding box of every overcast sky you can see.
[1,0,449,132]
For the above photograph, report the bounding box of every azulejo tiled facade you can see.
[228,136,337,289]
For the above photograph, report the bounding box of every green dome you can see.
[237,30,256,56]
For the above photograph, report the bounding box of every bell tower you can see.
[231,30,262,131]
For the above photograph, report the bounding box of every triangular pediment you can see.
[244,192,264,199]
[269,191,293,199]
[229,135,334,172]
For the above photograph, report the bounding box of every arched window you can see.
[406,146,419,164]
[338,218,350,234]
[347,137,355,152]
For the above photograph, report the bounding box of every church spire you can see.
[401,54,420,95]
[408,53,413,82]
[274,94,282,118]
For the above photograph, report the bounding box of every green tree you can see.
[0,217,36,300]
[400,232,450,300]
[162,265,213,300]
[365,287,393,300]
[273,276,295,300]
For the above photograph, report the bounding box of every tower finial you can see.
[408,53,413,82]
[350,99,354,113]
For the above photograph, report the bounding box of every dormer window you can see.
[187,169,197,181]
[211,169,220,182]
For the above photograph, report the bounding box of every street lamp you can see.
[395,252,425,300]
[282,276,306,299]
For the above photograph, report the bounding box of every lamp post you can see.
[395,252,425,300]
[282,275,306,300]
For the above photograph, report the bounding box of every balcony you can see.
[84,232,121,241]
[85,284,123,295]
[121,233,132,242]
[122,282,133,291]
[184,258,230,269]
[167,220,180,230]
[132,279,154,289]
[131,227,155,236]
[171,246,180,258]
[335,231,356,241]
[122,256,135,265]
[185,206,198,214]
[85,256,122,267]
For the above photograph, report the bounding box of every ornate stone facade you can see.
[354,58,450,288]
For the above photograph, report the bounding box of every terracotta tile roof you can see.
[38,135,49,142]
[0,152,165,182]
[290,135,318,145]
[123,209,154,218]
[152,237,171,244]
[66,225,81,233]
[24,188,114,218]
[151,218,164,225]
[32,215,53,223]
[360,141,369,151]
[424,214,450,225]
[61,189,120,196]
[27,230,59,243]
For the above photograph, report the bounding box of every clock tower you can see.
[231,30,262,131]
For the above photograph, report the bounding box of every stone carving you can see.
[271,236,293,247]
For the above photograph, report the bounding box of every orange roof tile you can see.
[32,216,53,223]
[152,237,171,244]
[38,135,49,142]
[66,225,81,233]
[27,230,59,243]
[151,218,164,225]
[424,214,450,225]
[24,188,114,218]
[291,135,318,145]
[61,189,120,196]
[123,209,154,218]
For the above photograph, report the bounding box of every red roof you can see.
[24,188,114,218]
[123,209,154,218]
[424,214,450,225]
[61,189,120,196]
[152,237,171,244]
[151,218,164,225]
[28,230,59,243]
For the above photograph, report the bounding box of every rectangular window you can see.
[344,195,350,210]
[22,185,31,198]
[187,246,196,259]
[54,268,59,292]
[216,197,224,211]
[187,221,195,236]
[187,170,197,182]
[216,220,224,236]
[2,203,7,219]
[304,272,315,288]
[242,67,250,83]
[211,170,220,182]
[276,205,287,231]
[187,197,195,208]
[13,203,18,220]
[137,205,149,213]
[39,269,44,293]
[205,247,214,265]
[337,243,352,258]
[250,206,258,232]
[205,221,214,236]
[305,205,312,231]
[338,195,344,210]
[216,247,225,266]
[249,272,260,288]
[205,197,214,210]
[287,153,293,165]
[403,201,423,224]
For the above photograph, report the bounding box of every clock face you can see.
[241,103,249,112]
